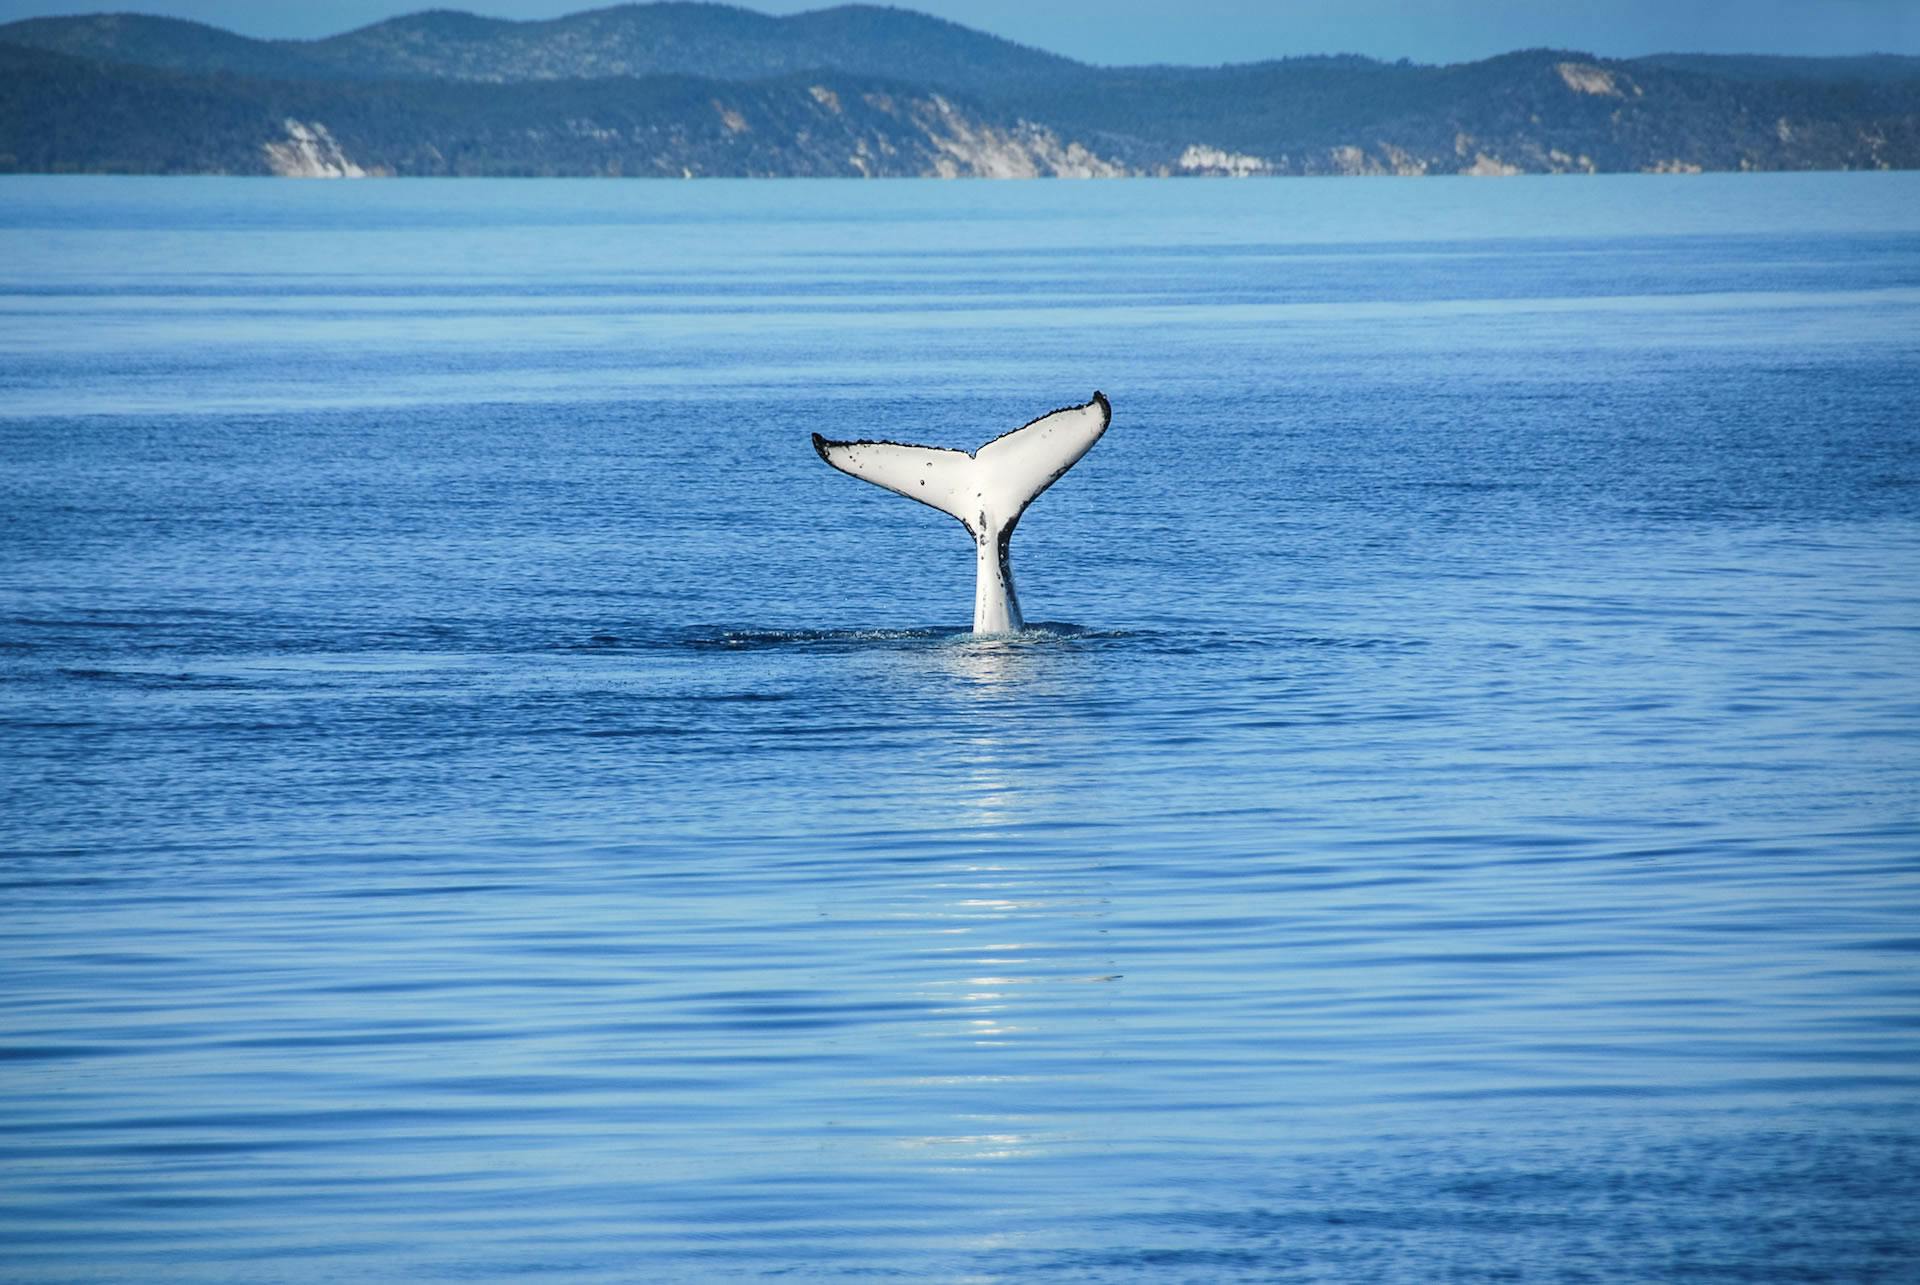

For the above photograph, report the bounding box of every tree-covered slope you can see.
[1016,52,1920,174]
[0,3,1086,91]
[3,5,1917,178]
[0,41,1116,177]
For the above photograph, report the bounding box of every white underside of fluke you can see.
[813,392,1111,634]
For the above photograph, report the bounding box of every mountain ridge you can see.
[3,4,1918,178]
[0,4,1088,89]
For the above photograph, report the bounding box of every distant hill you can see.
[1004,51,1920,175]
[2,4,1918,178]
[0,4,1084,90]
[0,12,342,79]
[0,40,1113,178]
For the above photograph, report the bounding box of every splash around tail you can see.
[812,392,1111,634]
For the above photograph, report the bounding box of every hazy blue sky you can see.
[0,0,1916,64]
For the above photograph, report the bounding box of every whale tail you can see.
[812,392,1111,634]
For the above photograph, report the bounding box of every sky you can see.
[0,0,1916,64]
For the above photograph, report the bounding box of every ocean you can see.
[3,173,1918,1281]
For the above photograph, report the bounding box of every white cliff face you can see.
[1461,152,1522,176]
[1322,144,1428,176]
[262,120,368,178]
[1177,144,1273,176]
[915,96,1127,178]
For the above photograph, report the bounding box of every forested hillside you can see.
[4,4,1917,177]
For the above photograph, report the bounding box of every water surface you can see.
[3,174,1919,1281]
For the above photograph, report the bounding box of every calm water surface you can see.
[3,174,1919,1281]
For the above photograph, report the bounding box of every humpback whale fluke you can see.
[812,392,1111,634]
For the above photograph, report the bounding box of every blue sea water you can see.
[2,173,1918,1281]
